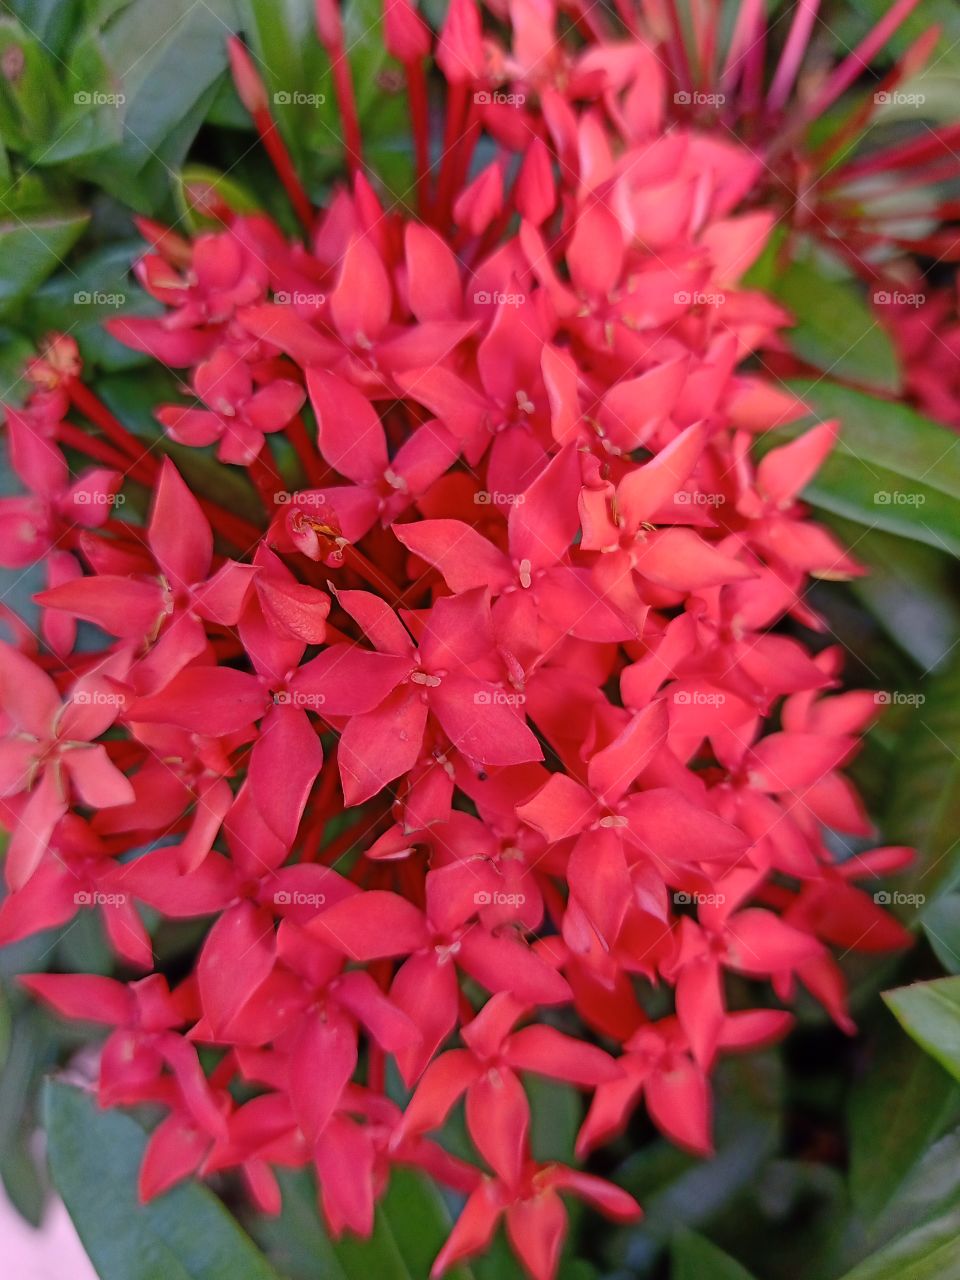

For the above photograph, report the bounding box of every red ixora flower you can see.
[0,2,928,1278]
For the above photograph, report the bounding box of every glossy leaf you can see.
[835,1201,960,1279]
[885,651,960,905]
[253,1165,474,1280]
[773,259,902,394]
[671,1229,759,1280]
[849,1019,958,1216]
[884,977,960,1083]
[769,380,960,555]
[0,209,89,318]
[45,1081,282,1280]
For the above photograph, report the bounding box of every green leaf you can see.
[176,164,263,232]
[884,977,960,1083]
[769,379,960,555]
[671,1230,758,1280]
[252,1165,473,1280]
[885,651,960,905]
[240,0,412,202]
[846,0,960,72]
[835,1201,960,1280]
[923,895,960,974]
[849,1019,959,1216]
[45,1081,282,1280]
[0,209,89,317]
[72,0,240,214]
[527,1075,580,1165]
[826,519,960,671]
[771,258,901,394]
[25,239,157,370]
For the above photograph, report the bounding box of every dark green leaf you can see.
[0,209,89,317]
[671,1229,758,1280]
[835,1201,960,1279]
[772,259,902,394]
[885,651,960,905]
[72,0,240,213]
[252,1165,473,1280]
[826,519,960,671]
[923,895,960,974]
[26,240,156,370]
[884,977,960,1082]
[849,1019,958,1216]
[45,1081,282,1280]
[772,379,960,555]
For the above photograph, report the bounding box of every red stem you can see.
[287,414,327,487]
[406,59,431,217]
[327,41,364,175]
[252,110,314,232]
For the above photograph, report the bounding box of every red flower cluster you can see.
[0,1,923,1276]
